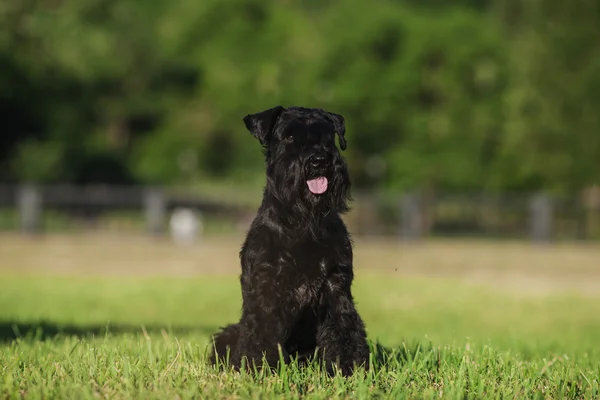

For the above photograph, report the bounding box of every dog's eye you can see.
[285,135,294,142]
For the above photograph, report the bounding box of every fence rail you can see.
[1,184,599,242]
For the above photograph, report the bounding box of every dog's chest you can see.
[291,256,332,308]
[274,240,341,308]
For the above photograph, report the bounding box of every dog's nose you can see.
[310,154,328,168]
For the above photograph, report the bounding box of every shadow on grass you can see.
[0,320,218,343]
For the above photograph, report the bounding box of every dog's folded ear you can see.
[326,112,347,151]
[243,106,286,146]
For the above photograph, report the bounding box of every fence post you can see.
[18,184,42,235]
[401,193,423,241]
[530,193,553,243]
[575,198,587,240]
[144,189,166,236]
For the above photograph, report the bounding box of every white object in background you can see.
[169,207,203,244]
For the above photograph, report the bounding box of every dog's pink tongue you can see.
[306,177,328,194]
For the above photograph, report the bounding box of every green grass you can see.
[1,273,600,399]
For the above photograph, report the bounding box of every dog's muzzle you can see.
[309,154,328,170]
[306,153,331,195]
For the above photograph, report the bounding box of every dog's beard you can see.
[262,157,350,241]
[265,155,350,217]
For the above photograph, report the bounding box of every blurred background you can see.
[0,0,599,242]
[2,4,600,388]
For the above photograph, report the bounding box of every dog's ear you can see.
[243,106,286,146]
[327,112,347,151]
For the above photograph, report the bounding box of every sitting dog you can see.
[209,106,370,376]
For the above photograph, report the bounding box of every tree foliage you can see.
[0,0,598,194]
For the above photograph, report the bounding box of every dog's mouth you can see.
[306,177,328,195]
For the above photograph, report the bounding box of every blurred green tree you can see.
[0,0,597,194]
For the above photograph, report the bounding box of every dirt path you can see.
[1,233,600,294]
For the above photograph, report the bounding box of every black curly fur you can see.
[208,106,370,376]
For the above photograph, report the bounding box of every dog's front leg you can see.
[317,269,370,377]
[232,265,297,372]
[234,312,290,372]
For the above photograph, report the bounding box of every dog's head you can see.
[243,105,350,214]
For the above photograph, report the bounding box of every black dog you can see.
[209,106,370,376]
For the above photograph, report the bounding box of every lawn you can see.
[1,234,600,399]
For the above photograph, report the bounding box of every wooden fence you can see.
[0,184,599,242]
